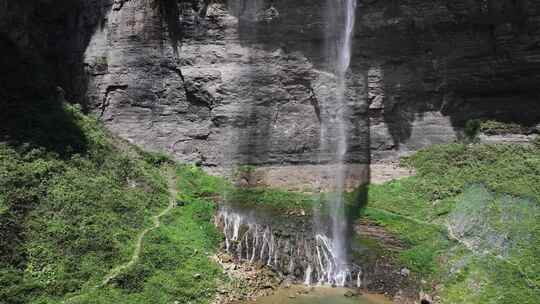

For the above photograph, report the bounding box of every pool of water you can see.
[242,286,391,304]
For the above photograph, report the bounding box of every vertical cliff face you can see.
[3,0,540,174]
[0,0,68,99]
[358,0,540,158]
[0,0,110,102]
[80,0,371,193]
[84,0,188,156]
[176,1,369,167]
[79,0,540,167]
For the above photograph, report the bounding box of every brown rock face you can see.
[2,0,540,170]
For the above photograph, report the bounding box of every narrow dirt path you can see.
[63,167,178,303]
[99,167,178,287]
[63,167,177,303]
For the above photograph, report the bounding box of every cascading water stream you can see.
[216,208,363,287]
[314,0,357,286]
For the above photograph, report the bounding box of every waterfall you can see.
[216,207,363,286]
[216,0,359,288]
[304,264,313,285]
[315,0,357,286]
[338,0,357,76]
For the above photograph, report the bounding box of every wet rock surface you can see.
[214,205,325,284]
[212,252,283,303]
[214,204,420,303]
[352,219,420,302]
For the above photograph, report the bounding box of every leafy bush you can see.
[464,119,481,140]
[533,136,540,148]
[226,187,314,211]
[401,143,540,203]
[140,150,174,167]
[0,99,89,157]
[75,187,223,304]
[479,120,528,135]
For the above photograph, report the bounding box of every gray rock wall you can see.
[84,0,370,167]
[358,0,540,158]
[3,0,540,170]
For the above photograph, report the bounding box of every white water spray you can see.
[217,208,362,286]
[304,264,313,285]
[356,268,363,288]
[317,0,357,286]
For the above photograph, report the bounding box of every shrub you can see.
[479,120,527,135]
[141,150,174,167]
[464,119,481,140]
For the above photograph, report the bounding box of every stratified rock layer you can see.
[2,0,540,170]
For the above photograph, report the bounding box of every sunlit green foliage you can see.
[364,143,540,303]
[0,103,219,304]
[226,187,315,211]
[479,120,529,135]
[67,174,223,304]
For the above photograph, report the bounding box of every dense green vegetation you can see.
[2,98,538,304]
[0,102,222,304]
[1,102,165,303]
[176,164,316,212]
[479,120,530,135]
[363,143,540,303]
[464,119,532,139]
[225,187,315,211]
[67,166,223,304]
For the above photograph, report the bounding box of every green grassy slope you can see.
[68,166,223,304]
[0,102,222,304]
[363,143,540,303]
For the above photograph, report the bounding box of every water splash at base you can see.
[216,207,363,287]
